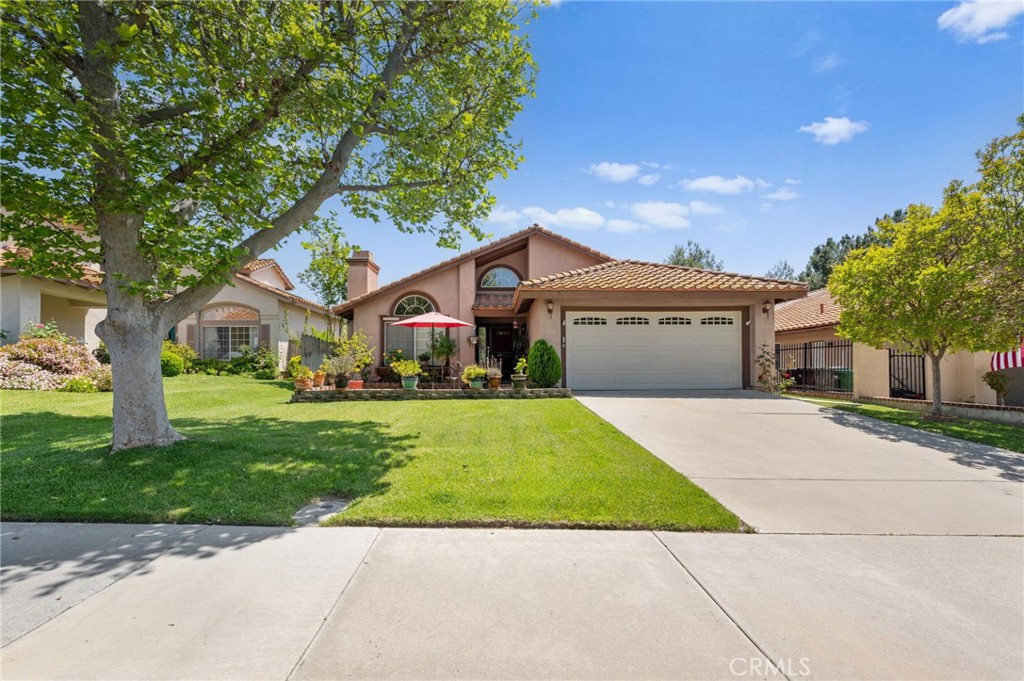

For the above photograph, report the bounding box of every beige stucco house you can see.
[775,288,1020,406]
[2,248,333,361]
[335,225,807,389]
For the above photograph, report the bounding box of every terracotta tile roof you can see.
[774,288,840,332]
[473,292,514,310]
[516,260,808,296]
[239,258,295,290]
[234,273,329,315]
[1,244,103,289]
[334,225,613,315]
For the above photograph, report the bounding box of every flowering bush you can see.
[0,336,112,392]
[21,320,74,343]
[59,377,99,393]
[0,338,97,375]
[755,344,795,395]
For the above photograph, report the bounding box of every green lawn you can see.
[791,395,1024,453]
[1,375,741,531]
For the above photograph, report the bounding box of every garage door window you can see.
[615,316,650,326]
[700,316,734,325]
[572,316,607,326]
[658,316,692,326]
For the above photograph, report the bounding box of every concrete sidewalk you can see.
[3,523,1022,680]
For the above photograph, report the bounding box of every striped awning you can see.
[991,340,1024,371]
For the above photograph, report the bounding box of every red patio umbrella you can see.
[390,312,473,383]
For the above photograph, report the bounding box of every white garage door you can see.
[566,311,742,390]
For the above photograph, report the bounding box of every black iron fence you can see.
[889,350,926,399]
[775,340,854,393]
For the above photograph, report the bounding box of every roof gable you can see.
[240,258,295,290]
[334,225,613,314]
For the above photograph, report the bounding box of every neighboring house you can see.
[172,259,333,361]
[2,244,333,360]
[335,225,807,390]
[775,288,1021,406]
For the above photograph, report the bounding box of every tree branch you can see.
[135,101,200,127]
[2,13,85,79]
[336,179,443,194]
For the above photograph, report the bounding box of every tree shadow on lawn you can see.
[0,411,414,626]
[1,411,417,526]
[822,410,1024,482]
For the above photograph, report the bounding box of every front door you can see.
[487,325,515,379]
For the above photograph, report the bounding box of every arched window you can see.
[480,267,519,288]
[199,304,261,359]
[394,295,435,316]
[387,295,438,364]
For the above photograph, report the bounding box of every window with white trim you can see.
[385,295,438,363]
[480,267,519,288]
[616,316,650,326]
[572,316,607,326]
[658,316,693,326]
[200,304,260,359]
[700,316,734,326]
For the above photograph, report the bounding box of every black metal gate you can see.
[774,340,854,393]
[888,350,925,399]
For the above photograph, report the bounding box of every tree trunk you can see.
[928,353,943,416]
[97,308,184,453]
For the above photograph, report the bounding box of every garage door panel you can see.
[566,311,741,390]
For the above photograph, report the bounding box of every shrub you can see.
[228,345,277,377]
[59,376,98,393]
[89,365,113,392]
[527,339,561,388]
[390,359,423,378]
[0,337,98,375]
[162,341,198,370]
[191,358,230,375]
[287,355,304,378]
[21,320,74,343]
[0,355,65,390]
[461,364,487,383]
[160,352,184,377]
[251,367,277,380]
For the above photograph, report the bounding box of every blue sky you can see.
[277,1,1023,301]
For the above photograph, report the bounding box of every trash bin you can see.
[835,368,853,392]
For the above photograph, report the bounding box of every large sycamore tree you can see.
[1,1,536,450]
[830,118,1023,415]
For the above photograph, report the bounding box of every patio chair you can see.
[447,361,463,389]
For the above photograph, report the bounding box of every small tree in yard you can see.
[527,339,561,388]
[0,1,536,450]
[299,226,354,335]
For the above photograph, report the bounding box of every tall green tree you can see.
[298,226,354,332]
[666,240,723,270]
[765,259,795,280]
[830,199,1018,416]
[798,209,904,289]
[0,1,536,450]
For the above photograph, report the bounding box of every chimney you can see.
[347,251,379,300]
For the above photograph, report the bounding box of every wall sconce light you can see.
[468,335,479,346]
[546,300,554,315]
[762,300,771,314]
[512,321,519,330]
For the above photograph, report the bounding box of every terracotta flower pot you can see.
[488,376,500,389]
[348,379,364,390]
[312,372,325,387]
[294,379,312,391]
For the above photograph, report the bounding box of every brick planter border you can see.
[291,387,572,402]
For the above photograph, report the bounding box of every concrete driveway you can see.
[575,390,1024,535]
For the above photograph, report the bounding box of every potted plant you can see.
[323,356,354,391]
[461,364,487,390]
[484,355,502,389]
[391,359,423,390]
[312,369,326,388]
[430,334,457,367]
[982,370,1010,406]
[511,357,528,390]
[348,366,365,390]
[292,364,314,391]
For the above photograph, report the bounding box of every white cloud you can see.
[799,116,869,145]
[687,200,725,216]
[813,53,844,73]
[759,203,774,213]
[638,173,661,186]
[521,206,605,230]
[938,1,1024,43]
[487,205,522,230]
[607,219,645,234]
[629,202,691,230]
[588,161,641,183]
[763,187,799,201]
[785,178,801,185]
[679,175,759,194]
